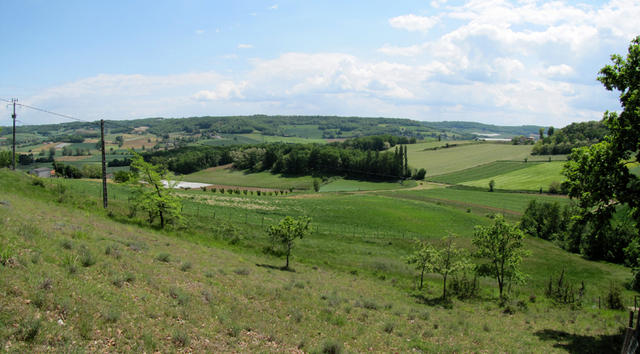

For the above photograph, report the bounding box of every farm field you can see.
[462,161,566,191]
[319,178,416,192]
[183,165,314,190]
[239,133,326,144]
[380,187,570,219]
[0,169,634,352]
[428,161,539,184]
[407,143,534,176]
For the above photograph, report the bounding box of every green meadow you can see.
[462,161,566,191]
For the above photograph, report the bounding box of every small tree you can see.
[313,178,320,192]
[414,168,427,180]
[472,214,530,299]
[406,240,436,290]
[128,152,182,229]
[267,216,311,270]
[433,237,470,300]
[488,179,495,192]
[406,237,469,300]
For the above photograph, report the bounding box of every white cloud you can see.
[237,43,253,49]
[269,4,278,10]
[545,64,574,78]
[195,29,205,35]
[194,81,247,101]
[389,14,438,32]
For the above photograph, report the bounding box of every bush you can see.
[606,282,625,310]
[548,181,562,194]
[544,269,585,305]
[414,168,426,180]
[156,253,171,262]
[448,272,480,299]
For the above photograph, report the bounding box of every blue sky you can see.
[1,0,638,127]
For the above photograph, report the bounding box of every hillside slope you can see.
[0,169,629,352]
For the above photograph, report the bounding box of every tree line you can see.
[531,121,608,155]
[142,135,426,180]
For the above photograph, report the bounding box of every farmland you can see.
[0,121,634,352]
[0,167,633,352]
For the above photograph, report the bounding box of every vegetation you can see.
[473,215,529,298]
[563,36,640,267]
[532,121,608,155]
[128,153,183,228]
[266,216,311,270]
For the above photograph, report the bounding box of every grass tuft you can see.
[156,253,171,262]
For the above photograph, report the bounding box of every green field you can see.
[183,166,314,190]
[319,178,415,192]
[381,187,570,219]
[407,143,535,176]
[462,161,566,191]
[0,169,633,352]
[240,133,326,144]
[428,161,537,184]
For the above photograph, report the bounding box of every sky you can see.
[0,0,638,128]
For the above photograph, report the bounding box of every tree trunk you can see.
[285,252,290,269]
[419,266,425,290]
[443,274,448,300]
[160,211,164,229]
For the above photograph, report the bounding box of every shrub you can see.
[180,262,192,272]
[549,181,562,194]
[448,272,480,300]
[31,178,45,187]
[156,253,171,262]
[544,269,585,305]
[606,282,625,310]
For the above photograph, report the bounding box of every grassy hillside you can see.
[0,169,634,352]
[462,162,566,192]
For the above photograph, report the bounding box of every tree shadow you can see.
[255,263,296,272]
[410,293,453,309]
[533,328,625,353]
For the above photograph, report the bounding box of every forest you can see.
[143,134,422,180]
[531,121,608,155]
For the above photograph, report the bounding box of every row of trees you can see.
[407,215,528,300]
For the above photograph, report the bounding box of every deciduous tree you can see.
[128,152,182,229]
[473,215,529,298]
[267,216,311,270]
[563,36,640,260]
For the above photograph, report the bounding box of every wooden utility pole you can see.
[100,119,108,208]
[11,99,17,170]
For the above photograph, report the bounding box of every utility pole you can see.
[100,119,108,208]
[11,99,17,170]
